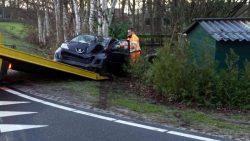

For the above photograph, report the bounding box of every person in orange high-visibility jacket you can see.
[127,28,141,62]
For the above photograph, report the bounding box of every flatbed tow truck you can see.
[0,44,108,80]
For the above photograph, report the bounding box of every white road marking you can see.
[0,90,48,133]
[115,120,168,132]
[0,124,48,133]
[1,88,44,103]
[41,101,76,111]
[0,87,220,141]
[0,111,37,118]
[73,110,116,121]
[167,131,220,141]
[0,101,30,106]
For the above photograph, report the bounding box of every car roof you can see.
[77,33,112,39]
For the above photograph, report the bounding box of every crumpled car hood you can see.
[68,42,94,54]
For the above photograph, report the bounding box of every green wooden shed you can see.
[184,18,250,69]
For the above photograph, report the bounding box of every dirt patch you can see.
[97,80,109,109]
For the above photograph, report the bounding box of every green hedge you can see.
[129,41,250,110]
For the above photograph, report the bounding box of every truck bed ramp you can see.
[0,45,108,80]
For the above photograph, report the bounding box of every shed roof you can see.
[185,18,250,42]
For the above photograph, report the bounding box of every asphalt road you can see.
[0,87,227,141]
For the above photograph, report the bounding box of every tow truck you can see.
[0,44,108,80]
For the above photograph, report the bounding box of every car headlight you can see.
[54,48,62,61]
[60,43,69,49]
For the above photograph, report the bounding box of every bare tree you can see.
[147,0,154,34]
[121,0,126,19]
[89,0,96,33]
[53,0,61,44]
[102,0,108,36]
[97,0,102,35]
[3,0,250,47]
[102,0,118,37]
[80,0,89,32]
[2,0,5,7]
[154,0,164,34]
[1,0,5,18]
[44,0,50,37]
[62,0,69,41]
[72,0,81,35]
[141,0,146,32]
[37,10,43,44]
[35,1,47,45]
[132,0,135,27]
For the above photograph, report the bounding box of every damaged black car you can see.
[54,34,130,72]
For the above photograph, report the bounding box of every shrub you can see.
[129,40,250,110]
[149,41,215,105]
[109,21,129,39]
[127,54,151,80]
[213,60,250,109]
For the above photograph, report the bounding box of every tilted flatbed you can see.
[0,45,108,80]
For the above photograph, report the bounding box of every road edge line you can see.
[0,87,220,141]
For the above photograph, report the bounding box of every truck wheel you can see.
[0,59,10,80]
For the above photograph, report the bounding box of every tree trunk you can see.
[72,0,81,35]
[141,0,146,32]
[82,0,90,32]
[132,0,135,27]
[137,1,140,32]
[79,0,86,32]
[43,18,46,45]
[37,11,43,44]
[121,0,126,19]
[45,3,50,37]
[2,0,5,7]
[108,0,118,25]
[89,0,96,33]
[147,0,154,35]
[102,0,117,37]
[63,0,69,42]
[54,0,61,44]
[16,0,20,8]
[25,0,29,9]
[127,0,132,24]
[8,0,11,7]
[102,0,108,37]
[97,0,102,36]
[154,0,163,34]
[2,0,5,18]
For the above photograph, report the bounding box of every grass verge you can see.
[107,80,250,139]
[0,22,29,38]
[112,97,166,113]
[62,80,100,97]
[0,22,49,57]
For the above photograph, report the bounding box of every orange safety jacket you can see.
[127,33,141,53]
